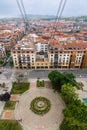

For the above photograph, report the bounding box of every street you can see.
[28,69,87,79]
[0,68,87,80]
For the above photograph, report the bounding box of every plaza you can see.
[15,86,65,130]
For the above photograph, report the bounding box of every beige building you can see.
[11,38,87,69]
[11,41,36,69]
[48,40,87,68]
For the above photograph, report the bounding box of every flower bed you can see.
[30,97,51,115]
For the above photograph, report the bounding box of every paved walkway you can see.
[15,86,65,130]
[30,82,36,89]
[76,78,87,99]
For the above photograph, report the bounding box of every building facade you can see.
[11,36,87,69]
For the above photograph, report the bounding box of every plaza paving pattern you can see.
[15,85,65,130]
[2,110,14,119]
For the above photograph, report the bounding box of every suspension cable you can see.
[53,0,67,32]
[16,0,26,23]
[55,0,63,26]
[58,0,67,22]
[20,0,29,23]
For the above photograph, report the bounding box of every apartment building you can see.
[48,40,87,68]
[11,41,36,69]
[11,35,87,69]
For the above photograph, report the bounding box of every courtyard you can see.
[15,85,65,130]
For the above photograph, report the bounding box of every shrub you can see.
[30,97,51,115]
[0,120,22,130]
[37,80,44,87]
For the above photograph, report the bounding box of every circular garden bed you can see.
[30,97,51,115]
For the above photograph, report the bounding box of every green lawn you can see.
[11,82,30,94]
[0,120,22,130]
[4,101,16,110]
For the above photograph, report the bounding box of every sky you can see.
[0,0,87,18]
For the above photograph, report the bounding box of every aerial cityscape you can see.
[0,0,87,130]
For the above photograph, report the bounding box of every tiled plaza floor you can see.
[15,86,65,130]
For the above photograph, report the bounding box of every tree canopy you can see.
[15,72,28,83]
[48,70,78,91]
[61,83,78,104]
[60,84,87,130]
[48,70,87,130]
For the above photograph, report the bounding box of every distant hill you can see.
[1,14,87,21]
[22,14,87,21]
[18,14,56,20]
[26,14,56,19]
[64,16,87,21]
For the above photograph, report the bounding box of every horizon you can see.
[1,14,87,19]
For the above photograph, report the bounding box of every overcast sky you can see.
[0,0,87,18]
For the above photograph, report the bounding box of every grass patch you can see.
[37,80,44,87]
[11,82,30,94]
[4,101,16,110]
[0,120,22,130]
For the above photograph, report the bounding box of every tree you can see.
[48,70,65,91]
[15,72,28,83]
[60,99,87,130]
[63,72,79,88]
[60,117,87,130]
[61,83,78,104]
[48,70,77,91]
[64,100,87,123]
